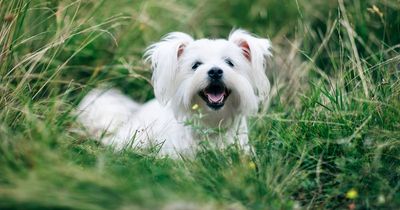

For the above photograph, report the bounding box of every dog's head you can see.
[145,29,271,123]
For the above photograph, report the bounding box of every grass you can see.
[1,0,399,209]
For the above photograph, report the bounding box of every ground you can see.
[0,0,399,209]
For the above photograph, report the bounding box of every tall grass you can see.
[1,0,399,209]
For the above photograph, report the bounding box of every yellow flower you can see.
[248,162,256,170]
[346,189,358,199]
[191,104,199,110]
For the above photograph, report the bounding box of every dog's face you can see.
[145,30,271,122]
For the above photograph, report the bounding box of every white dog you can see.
[77,29,271,157]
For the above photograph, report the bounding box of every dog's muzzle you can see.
[199,81,231,110]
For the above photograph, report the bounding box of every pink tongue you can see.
[207,92,224,103]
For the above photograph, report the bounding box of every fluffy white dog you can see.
[77,29,271,157]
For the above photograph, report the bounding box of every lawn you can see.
[0,0,399,209]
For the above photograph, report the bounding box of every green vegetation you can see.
[1,0,399,209]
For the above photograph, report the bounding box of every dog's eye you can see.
[225,58,234,67]
[192,61,203,70]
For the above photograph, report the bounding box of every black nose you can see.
[208,68,223,80]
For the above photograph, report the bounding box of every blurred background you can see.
[1,0,399,209]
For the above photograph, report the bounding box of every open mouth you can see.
[199,82,231,110]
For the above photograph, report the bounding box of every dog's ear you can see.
[145,32,193,105]
[229,29,272,103]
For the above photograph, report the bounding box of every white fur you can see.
[77,29,272,157]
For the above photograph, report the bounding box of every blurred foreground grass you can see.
[1,0,399,209]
